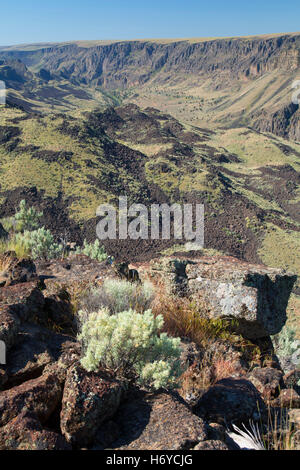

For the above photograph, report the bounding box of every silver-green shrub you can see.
[79,279,154,315]
[14,200,43,232]
[272,324,300,377]
[75,239,107,261]
[15,227,62,260]
[78,308,183,390]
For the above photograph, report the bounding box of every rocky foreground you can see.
[0,253,299,450]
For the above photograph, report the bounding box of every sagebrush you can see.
[14,200,43,232]
[14,227,62,260]
[75,239,107,261]
[78,308,183,390]
[79,278,154,316]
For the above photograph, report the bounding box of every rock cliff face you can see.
[1,33,300,140]
[3,35,298,88]
[252,103,300,142]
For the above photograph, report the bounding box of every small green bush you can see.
[80,279,154,315]
[78,309,183,390]
[272,324,299,358]
[14,200,43,232]
[0,216,19,233]
[15,227,62,260]
[75,239,107,261]
[272,325,300,384]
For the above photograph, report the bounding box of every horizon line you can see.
[1,30,300,50]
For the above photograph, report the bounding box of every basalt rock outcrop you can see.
[2,35,299,90]
[252,103,300,142]
[247,367,284,400]
[0,371,63,427]
[194,377,266,426]
[0,411,71,450]
[145,256,297,339]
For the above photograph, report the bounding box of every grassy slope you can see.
[0,103,299,334]
[1,104,299,241]
[123,68,299,132]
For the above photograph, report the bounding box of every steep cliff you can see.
[1,33,300,140]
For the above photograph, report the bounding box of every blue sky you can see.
[1,0,300,46]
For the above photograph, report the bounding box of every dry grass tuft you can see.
[151,282,236,347]
[213,357,242,382]
[264,405,299,450]
[0,238,30,259]
[0,252,14,275]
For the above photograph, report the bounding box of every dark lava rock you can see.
[60,363,124,446]
[111,391,209,450]
[194,377,266,426]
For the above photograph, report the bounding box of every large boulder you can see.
[60,363,124,446]
[110,391,209,450]
[194,377,266,426]
[0,282,46,356]
[148,256,297,339]
[0,281,45,325]
[187,257,296,339]
[4,323,78,388]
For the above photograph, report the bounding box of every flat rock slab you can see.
[36,254,114,295]
[111,391,209,450]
